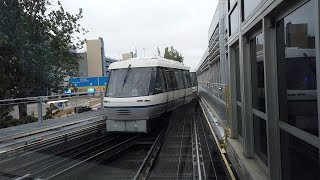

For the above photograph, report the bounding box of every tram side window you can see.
[169,69,178,91]
[153,67,166,94]
[174,69,184,90]
[148,67,157,95]
[186,72,192,88]
[181,70,188,88]
[165,68,175,92]
[191,73,198,86]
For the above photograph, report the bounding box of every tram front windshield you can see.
[106,67,152,97]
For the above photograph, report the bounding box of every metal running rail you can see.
[2,134,110,178]
[133,129,166,180]
[192,117,206,180]
[43,136,139,180]
[15,135,139,180]
[198,100,237,180]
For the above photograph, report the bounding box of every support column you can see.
[240,35,254,158]
[263,17,281,180]
[229,47,238,138]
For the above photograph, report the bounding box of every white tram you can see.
[103,57,194,133]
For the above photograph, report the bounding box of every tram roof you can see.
[108,56,190,70]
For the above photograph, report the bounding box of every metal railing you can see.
[0,91,105,129]
[198,81,227,102]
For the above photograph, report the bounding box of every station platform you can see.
[0,110,106,151]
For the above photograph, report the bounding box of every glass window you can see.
[164,69,172,91]
[237,105,242,137]
[243,0,262,20]
[253,115,268,165]
[182,70,188,88]
[190,72,198,87]
[151,67,166,95]
[148,67,157,95]
[174,69,185,90]
[106,67,152,97]
[168,69,177,91]
[251,33,266,113]
[186,71,192,88]
[229,0,237,10]
[277,1,318,136]
[229,5,239,36]
[159,68,166,92]
[235,46,241,102]
[280,130,319,180]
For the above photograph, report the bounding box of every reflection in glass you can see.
[237,105,242,137]
[243,0,262,20]
[229,5,239,36]
[253,115,268,165]
[174,69,185,90]
[186,71,192,88]
[150,68,166,94]
[277,1,318,136]
[251,33,266,112]
[280,130,319,180]
[235,46,241,102]
[190,72,198,87]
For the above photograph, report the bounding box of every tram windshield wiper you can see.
[121,64,131,89]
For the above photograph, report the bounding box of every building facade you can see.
[78,52,88,77]
[86,38,104,76]
[76,38,117,77]
[121,52,137,61]
[197,0,319,179]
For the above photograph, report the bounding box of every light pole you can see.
[90,82,93,107]
[75,84,78,113]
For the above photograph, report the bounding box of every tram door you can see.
[164,68,175,111]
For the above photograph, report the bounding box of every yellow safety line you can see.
[199,100,236,180]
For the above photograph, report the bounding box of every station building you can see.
[196,0,319,179]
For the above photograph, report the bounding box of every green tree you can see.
[44,104,60,120]
[163,46,184,63]
[0,0,87,119]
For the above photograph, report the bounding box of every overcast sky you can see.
[59,0,218,69]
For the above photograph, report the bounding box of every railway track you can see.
[0,103,232,180]
[0,130,111,180]
[57,128,166,180]
[144,102,229,180]
[0,120,105,160]
[0,127,165,180]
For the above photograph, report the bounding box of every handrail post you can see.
[38,96,43,124]
[100,91,104,108]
